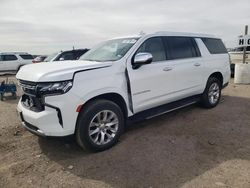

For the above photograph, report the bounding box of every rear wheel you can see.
[201,77,222,108]
[76,99,124,152]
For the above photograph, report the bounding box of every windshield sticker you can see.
[122,39,137,44]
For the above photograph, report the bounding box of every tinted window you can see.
[20,54,33,59]
[3,55,18,61]
[164,37,200,60]
[136,37,166,62]
[58,52,74,60]
[75,49,89,60]
[202,38,227,54]
[0,55,3,61]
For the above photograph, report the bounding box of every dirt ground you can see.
[0,76,250,188]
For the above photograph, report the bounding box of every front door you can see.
[1,55,19,71]
[127,37,171,113]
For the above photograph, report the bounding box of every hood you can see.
[16,60,112,82]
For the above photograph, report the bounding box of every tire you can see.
[200,77,222,108]
[12,92,17,99]
[75,99,124,152]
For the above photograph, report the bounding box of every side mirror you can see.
[59,57,64,61]
[133,52,153,69]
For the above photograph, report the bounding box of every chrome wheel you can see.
[208,82,220,105]
[88,110,119,145]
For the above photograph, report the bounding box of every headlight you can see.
[37,80,73,96]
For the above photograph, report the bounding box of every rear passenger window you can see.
[201,38,227,54]
[3,55,18,61]
[136,37,166,62]
[20,54,33,59]
[164,37,200,60]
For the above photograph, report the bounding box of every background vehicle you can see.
[0,52,33,72]
[43,49,89,62]
[229,46,250,76]
[16,32,230,152]
[32,55,47,63]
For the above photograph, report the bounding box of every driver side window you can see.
[136,37,166,62]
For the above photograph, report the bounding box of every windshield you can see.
[80,38,139,62]
[44,52,58,62]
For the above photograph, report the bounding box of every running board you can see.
[128,95,201,123]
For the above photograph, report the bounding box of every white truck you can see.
[16,32,230,151]
[0,52,33,72]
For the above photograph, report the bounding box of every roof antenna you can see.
[73,46,75,50]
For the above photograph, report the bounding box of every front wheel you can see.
[75,99,124,152]
[200,77,222,108]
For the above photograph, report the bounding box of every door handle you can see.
[194,63,201,67]
[163,67,173,71]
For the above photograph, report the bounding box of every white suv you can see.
[0,52,33,72]
[16,32,230,151]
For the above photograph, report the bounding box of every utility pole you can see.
[243,25,248,64]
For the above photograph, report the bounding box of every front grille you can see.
[19,80,44,112]
[21,94,45,112]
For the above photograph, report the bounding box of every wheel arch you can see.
[208,72,223,86]
[77,92,128,121]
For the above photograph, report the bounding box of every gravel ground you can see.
[0,76,250,188]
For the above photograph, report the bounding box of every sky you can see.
[0,0,249,55]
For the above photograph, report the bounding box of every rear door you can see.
[162,36,204,97]
[19,54,33,65]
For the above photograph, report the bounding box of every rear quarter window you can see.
[202,38,227,54]
[19,54,34,59]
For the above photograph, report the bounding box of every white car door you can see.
[127,36,203,113]
[2,55,19,71]
[161,36,204,98]
[127,37,173,113]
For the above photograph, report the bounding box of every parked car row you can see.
[0,52,33,72]
[0,49,89,72]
